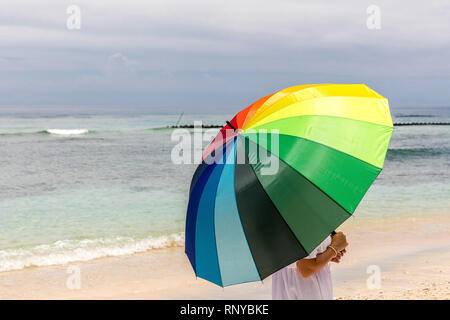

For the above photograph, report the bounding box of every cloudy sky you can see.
[0,0,449,111]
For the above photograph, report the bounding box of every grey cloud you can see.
[0,0,449,109]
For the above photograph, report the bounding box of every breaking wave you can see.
[44,129,89,135]
[0,233,184,272]
[0,129,92,137]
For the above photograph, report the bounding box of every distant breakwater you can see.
[167,122,450,129]
[393,122,450,126]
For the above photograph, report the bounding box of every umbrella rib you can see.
[225,121,237,132]
[245,114,393,168]
[243,84,389,129]
[245,94,391,130]
[243,131,384,213]
[272,132,385,171]
[209,138,238,287]
[247,112,393,135]
[242,136,356,263]
[235,136,309,279]
[243,135,353,217]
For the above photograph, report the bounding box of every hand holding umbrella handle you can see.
[330,231,346,255]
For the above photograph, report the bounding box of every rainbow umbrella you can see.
[185,84,393,287]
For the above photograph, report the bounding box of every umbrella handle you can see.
[330,231,345,254]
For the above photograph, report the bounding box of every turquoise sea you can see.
[0,107,449,272]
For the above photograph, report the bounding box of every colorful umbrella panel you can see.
[185,84,393,287]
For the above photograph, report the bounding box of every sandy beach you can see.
[1,213,448,300]
[2,0,450,305]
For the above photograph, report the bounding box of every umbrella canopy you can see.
[185,84,393,287]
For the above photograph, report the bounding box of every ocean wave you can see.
[44,129,89,135]
[0,233,184,272]
[386,147,449,160]
[0,129,92,137]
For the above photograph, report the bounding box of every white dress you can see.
[272,236,333,300]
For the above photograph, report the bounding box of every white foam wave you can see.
[46,129,89,135]
[0,233,184,272]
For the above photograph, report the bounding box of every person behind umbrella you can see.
[272,231,348,300]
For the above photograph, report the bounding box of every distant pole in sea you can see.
[175,112,184,127]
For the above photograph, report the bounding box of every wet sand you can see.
[1,213,449,300]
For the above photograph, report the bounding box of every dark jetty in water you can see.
[394,122,450,126]
[167,124,223,129]
[168,122,450,129]
[167,124,225,129]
